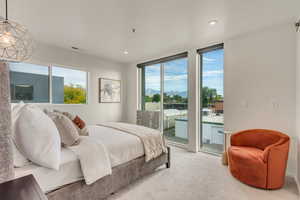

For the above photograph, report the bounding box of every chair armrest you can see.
[264,140,290,189]
[262,138,287,163]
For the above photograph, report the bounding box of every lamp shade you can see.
[0,18,33,62]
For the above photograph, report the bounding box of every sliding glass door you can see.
[142,64,161,111]
[163,58,188,144]
[198,44,224,154]
[140,54,189,145]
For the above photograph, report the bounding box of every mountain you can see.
[145,88,159,96]
[167,90,188,98]
[145,88,187,98]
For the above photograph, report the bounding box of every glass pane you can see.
[163,58,188,144]
[52,66,87,104]
[201,48,224,154]
[143,64,161,111]
[9,63,49,103]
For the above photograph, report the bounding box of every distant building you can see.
[10,71,64,103]
[212,100,224,114]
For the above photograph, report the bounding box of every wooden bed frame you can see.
[46,146,170,200]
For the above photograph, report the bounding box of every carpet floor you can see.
[107,147,299,200]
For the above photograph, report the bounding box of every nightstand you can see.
[0,174,47,200]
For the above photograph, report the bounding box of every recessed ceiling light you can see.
[123,50,129,55]
[209,20,218,26]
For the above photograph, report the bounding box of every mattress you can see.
[14,125,144,192]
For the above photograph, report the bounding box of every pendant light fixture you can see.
[0,0,33,62]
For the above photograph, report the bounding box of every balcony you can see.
[144,102,224,154]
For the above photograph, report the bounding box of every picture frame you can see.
[99,78,121,103]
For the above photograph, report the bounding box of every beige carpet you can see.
[107,147,299,200]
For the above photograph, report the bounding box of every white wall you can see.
[27,42,127,125]
[123,63,139,124]
[296,27,300,186]
[224,23,297,175]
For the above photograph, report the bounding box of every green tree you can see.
[173,94,182,103]
[152,94,161,102]
[64,84,86,104]
[215,94,223,101]
[144,95,152,102]
[202,87,218,108]
[163,93,171,103]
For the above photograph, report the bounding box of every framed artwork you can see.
[99,78,121,103]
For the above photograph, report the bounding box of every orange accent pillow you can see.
[73,116,86,129]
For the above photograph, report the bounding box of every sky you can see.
[202,49,224,96]
[10,63,87,87]
[144,58,188,93]
[145,49,224,96]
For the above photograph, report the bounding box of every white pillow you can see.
[11,139,31,167]
[11,101,31,167]
[13,104,61,170]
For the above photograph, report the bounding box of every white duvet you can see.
[15,125,145,192]
[67,136,112,185]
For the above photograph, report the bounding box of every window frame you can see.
[51,64,89,105]
[9,62,51,104]
[9,62,89,105]
[197,43,224,155]
[138,52,189,146]
[138,52,188,111]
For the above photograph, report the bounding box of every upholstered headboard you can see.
[136,110,160,130]
[0,62,14,183]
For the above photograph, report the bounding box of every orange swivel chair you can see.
[227,129,290,189]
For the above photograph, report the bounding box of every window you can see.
[198,44,224,154]
[52,66,87,104]
[138,52,189,144]
[142,64,161,111]
[9,63,88,104]
[10,63,50,103]
[163,58,188,144]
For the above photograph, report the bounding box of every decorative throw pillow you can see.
[73,116,86,129]
[13,104,61,170]
[54,110,89,136]
[46,111,80,146]
[11,101,31,167]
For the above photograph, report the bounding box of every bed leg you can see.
[166,162,170,168]
[166,146,170,168]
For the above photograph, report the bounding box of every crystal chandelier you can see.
[0,0,33,62]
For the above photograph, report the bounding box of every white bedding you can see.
[14,125,145,192]
[67,136,112,185]
[89,125,144,166]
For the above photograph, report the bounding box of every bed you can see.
[15,125,170,200]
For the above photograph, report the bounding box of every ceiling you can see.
[4,0,300,64]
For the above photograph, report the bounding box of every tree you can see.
[202,87,219,108]
[173,94,182,102]
[215,94,223,101]
[152,94,161,102]
[64,84,86,104]
[144,95,152,102]
[163,93,171,103]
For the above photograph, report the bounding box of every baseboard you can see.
[166,140,188,150]
[295,176,300,199]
